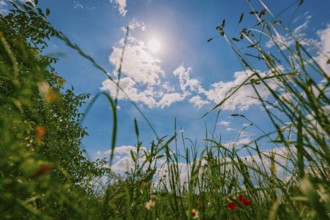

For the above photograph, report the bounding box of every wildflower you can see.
[45,90,59,102]
[35,125,46,141]
[237,194,251,206]
[238,194,243,201]
[38,81,59,102]
[227,201,237,210]
[241,198,251,206]
[28,164,51,179]
[145,200,155,210]
[191,209,199,219]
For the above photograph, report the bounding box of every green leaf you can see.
[37,8,44,17]
[26,2,34,8]
[247,43,258,48]
[221,19,226,28]
[238,13,244,24]
[46,8,50,16]
[134,118,139,140]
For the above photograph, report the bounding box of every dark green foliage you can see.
[0,1,109,218]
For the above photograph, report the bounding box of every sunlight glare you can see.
[148,38,161,53]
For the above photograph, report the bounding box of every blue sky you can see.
[1,0,330,170]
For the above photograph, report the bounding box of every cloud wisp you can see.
[109,0,127,16]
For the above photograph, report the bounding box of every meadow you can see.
[0,0,329,219]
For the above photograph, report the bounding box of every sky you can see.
[1,0,330,175]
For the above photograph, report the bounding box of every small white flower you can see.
[188,209,199,219]
[145,200,155,210]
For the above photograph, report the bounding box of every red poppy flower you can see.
[227,201,237,210]
[238,194,243,201]
[241,198,251,206]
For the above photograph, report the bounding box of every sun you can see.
[148,38,161,53]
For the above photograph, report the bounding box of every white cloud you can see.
[264,16,330,80]
[73,0,83,9]
[219,121,230,126]
[241,146,294,180]
[223,137,254,149]
[109,0,127,16]
[109,37,164,85]
[158,93,185,108]
[103,42,280,110]
[203,70,275,111]
[101,77,158,108]
[94,145,149,172]
[101,30,169,108]
[0,0,7,15]
[239,130,253,138]
[101,27,207,108]
[233,137,252,146]
[102,23,288,110]
[101,75,187,109]
[266,16,312,49]
[188,95,209,108]
[127,19,145,31]
[173,65,205,95]
[316,25,330,76]
[73,0,96,10]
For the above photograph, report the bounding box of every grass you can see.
[94,1,330,219]
[1,0,330,219]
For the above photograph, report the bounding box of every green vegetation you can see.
[0,0,329,219]
[0,1,109,218]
